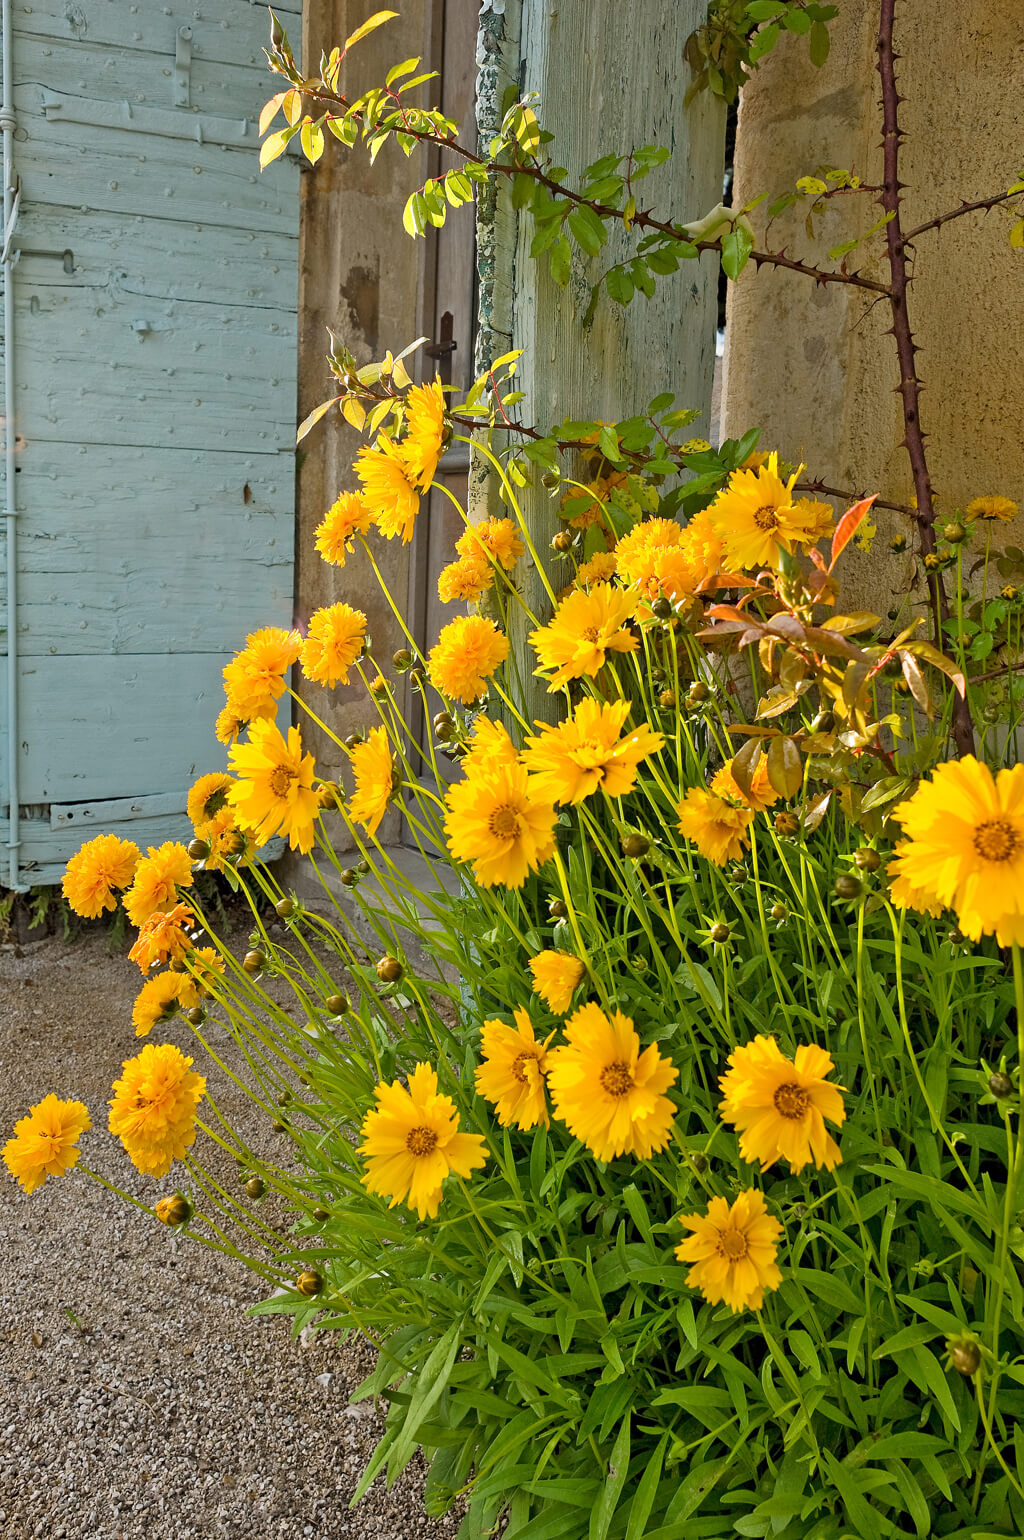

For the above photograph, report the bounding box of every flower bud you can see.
[155,1194,191,1227]
[770,903,788,921]
[687,682,709,703]
[392,648,413,671]
[1001,584,1019,603]
[774,812,799,838]
[343,732,363,750]
[313,1207,330,1222]
[295,1269,323,1298]
[988,1071,1014,1099]
[651,596,673,621]
[548,898,568,919]
[854,848,881,873]
[551,531,573,553]
[834,874,863,900]
[710,923,731,944]
[339,867,359,887]
[272,1120,287,1134]
[982,702,1000,724]
[275,897,296,919]
[243,949,267,975]
[357,860,370,875]
[889,534,908,552]
[949,1338,981,1377]
[325,994,348,1016]
[942,521,966,544]
[277,1091,291,1106]
[658,688,676,710]
[433,712,456,742]
[810,710,835,734]
[369,677,389,698]
[317,781,342,810]
[541,470,560,490]
[245,1177,265,1200]
[376,955,403,984]
[947,926,965,944]
[690,1154,708,1174]
[621,834,651,859]
[186,1006,206,1027]
[187,837,210,862]
[409,668,426,690]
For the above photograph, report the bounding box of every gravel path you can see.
[0,932,459,1540]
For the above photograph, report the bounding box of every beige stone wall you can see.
[721,2,1024,613]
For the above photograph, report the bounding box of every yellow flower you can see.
[574,551,618,587]
[187,773,233,835]
[528,950,584,1014]
[546,1003,677,1161]
[438,553,493,605]
[966,495,1018,523]
[710,756,780,814]
[707,453,815,570]
[887,846,946,918]
[358,1062,487,1220]
[62,834,140,918]
[215,706,247,746]
[222,626,302,721]
[617,510,730,613]
[347,726,396,836]
[462,716,519,775]
[675,1190,783,1313]
[356,438,420,543]
[203,823,249,874]
[677,788,754,867]
[186,945,227,997]
[522,698,663,804]
[889,756,1024,944]
[128,904,196,974]
[3,1095,91,1194]
[530,585,638,690]
[718,1036,845,1173]
[456,517,525,572]
[315,490,373,565]
[228,719,320,855]
[131,971,200,1037]
[428,615,509,705]
[402,379,447,491]
[445,761,556,888]
[791,497,834,545]
[475,1009,554,1130]
[123,843,194,928]
[300,603,367,687]
[108,1043,206,1179]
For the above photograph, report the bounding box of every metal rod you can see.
[1,0,23,889]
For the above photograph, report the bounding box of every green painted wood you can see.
[1,0,299,885]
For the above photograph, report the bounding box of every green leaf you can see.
[589,1415,631,1540]
[809,20,831,67]
[344,10,398,49]
[721,224,754,279]
[605,267,635,306]
[549,235,572,287]
[625,1433,668,1540]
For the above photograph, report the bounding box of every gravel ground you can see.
[0,931,460,1540]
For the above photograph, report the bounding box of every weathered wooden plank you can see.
[51,791,186,827]
[0,652,270,804]
[0,443,292,656]
[3,815,286,888]
[15,100,297,234]
[16,0,302,68]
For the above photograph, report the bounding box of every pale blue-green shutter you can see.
[0,0,300,886]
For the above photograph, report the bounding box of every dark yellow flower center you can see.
[510,1051,538,1085]
[405,1126,438,1157]
[582,626,601,643]
[600,1061,634,1097]
[753,504,780,532]
[773,1082,809,1120]
[488,804,522,840]
[717,1227,749,1262]
[269,765,296,798]
[973,818,1019,863]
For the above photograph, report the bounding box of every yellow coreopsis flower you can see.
[402,379,447,491]
[675,1190,783,1313]
[546,1003,678,1161]
[347,726,396,836]
[456,517,526,572]
[221,626,302,721]
[356,437,420,542]
[889,757,1024,944]
[227,719,320,855]
[128,903,196,974]
[710,756,780,814]
[530,584,638,690]
[677,787,755,867]
[186,945,227,997]
[315,490,373,566]
[718,1036,845,1173]
[3,1095,92,1194]
[475,1009,554,1130]
[215,706,247,747]
[574,551,618,588]
[109,1042,206,1179]
[62,833,141,919]
[966,495,1018,523]
[123,842,194,928]
[462,716,519,775]
[187,772,233,836]
[300,602,367,687]
[428,614,509,705]
[444,761,556,888]
[358,1062,487,1220]
[522,698,663,804]
[886,845,946,918]
[707,453,814,570]
[792,496,834,545]
[528,950,585,1014]
[438,553,493,605]
[131,971,200,1038]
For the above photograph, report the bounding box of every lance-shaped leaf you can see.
[802,789,832,832]
[767,736,804,799]
[297,396,338,443]
[830,495,877,571]
[907,639,967,698]
[900,651,932,717]
[730,735,765,797]
[345,10,398,51]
